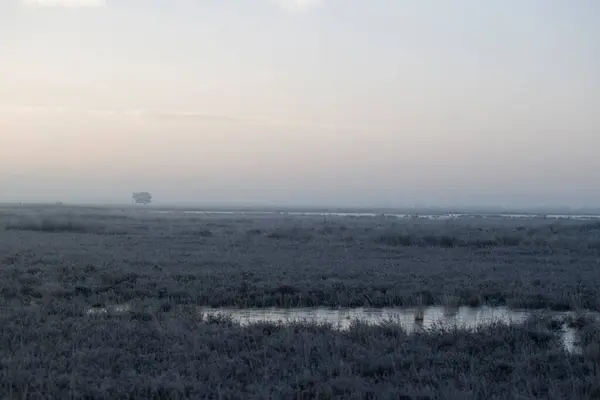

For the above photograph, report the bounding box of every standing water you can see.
[198,305,600,354]
[198,306,530,332]
[84,303,598,354]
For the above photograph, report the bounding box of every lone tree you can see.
[132,192,152,206]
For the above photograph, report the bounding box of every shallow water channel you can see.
[197,306,599,354]
[86,304,598,354]
[199,305,528,331]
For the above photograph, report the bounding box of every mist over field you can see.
[1,0,600,208]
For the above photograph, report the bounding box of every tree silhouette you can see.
[132,192,152,205]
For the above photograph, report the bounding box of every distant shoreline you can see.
[1,202,600,217]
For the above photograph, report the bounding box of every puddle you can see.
[561,325,581,355]
[198,306,600,354]
[84,303,598,354]
[86,303,131,315]
[198,306,530,332]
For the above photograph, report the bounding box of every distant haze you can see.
[1,0,599,208]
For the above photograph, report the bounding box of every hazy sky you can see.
[1,0,599,207]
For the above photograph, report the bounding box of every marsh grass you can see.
[1,205,600,398]
[1,206,600,311]
[5,216,104,234]
[0,304,598,399]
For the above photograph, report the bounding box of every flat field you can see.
[1,205,599,399]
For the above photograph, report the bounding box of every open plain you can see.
[1,205,599,399]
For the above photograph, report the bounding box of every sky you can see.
[0,0,599,208]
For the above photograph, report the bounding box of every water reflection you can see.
[86,303,131,315]
[198,306,600,354]
[561,325,581,355]
[151,209,600,221]
[83,303,597,354]
[198,306,531,332]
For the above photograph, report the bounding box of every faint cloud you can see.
[147,110,247,124]
[271,0,322,12]
[0,103,252,124]
[21,0,105,7]
[0,103,384,131]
